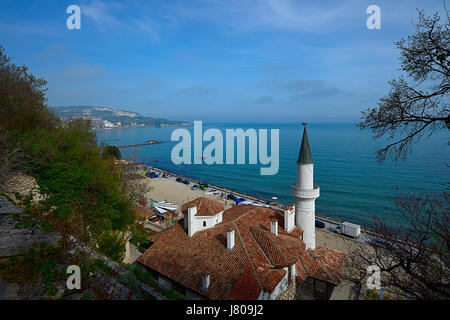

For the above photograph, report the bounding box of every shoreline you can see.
[135,162,377,240]
[93,123,191,131]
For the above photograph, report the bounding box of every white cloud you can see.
[81,0,160,41]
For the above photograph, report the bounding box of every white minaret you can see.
[291,125,320,250]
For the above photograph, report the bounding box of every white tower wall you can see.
[297,164,314,189]
[295,197,316,250]
[292,127,319,250]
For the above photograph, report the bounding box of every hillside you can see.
[50,106,190,129]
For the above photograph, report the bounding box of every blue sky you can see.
[0,0,447,123]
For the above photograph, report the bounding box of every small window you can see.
[203,221,206,227]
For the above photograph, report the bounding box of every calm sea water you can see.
[95,123,449,228]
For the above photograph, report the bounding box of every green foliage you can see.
[365,289,380,300]
[118,272,142,299]
[97,230,126,262]
[91,258,114,277]
[0,45,141,294]
[125,264,155,285]
[0,243,63,288]
[123,264,186,300]
[13,214,40,229]
[80,293,93,300]
[160,287,186,300]
[1,46,137,252]
[0,192,16,204]
[25,120,136,238]
[130,224,153,248]
[101,144,122,160]
[0,46,59,134]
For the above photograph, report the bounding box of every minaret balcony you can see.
[291,184,320,199]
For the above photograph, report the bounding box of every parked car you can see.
[176,177,183,183]
[335,222,361,238]
[145,171,159,178]
[315,219,326,228]
[227,194,237,200]
[182,179,190,185]
[199,184,207,190]
[191,184,199,190]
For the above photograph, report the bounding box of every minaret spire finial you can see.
[297,124,313,164]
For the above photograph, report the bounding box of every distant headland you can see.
[50,106,191,129]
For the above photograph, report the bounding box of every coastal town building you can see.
[136,126,347,300]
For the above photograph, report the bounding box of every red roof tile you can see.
[137,204,347,299]
[181,197,224,216]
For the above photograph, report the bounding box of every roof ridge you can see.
[233,222,263,292]
[249,227,275,268]
[296,257,308,277]
[310,250,338,284]
[226,206,252,224]
[250,226,292,268]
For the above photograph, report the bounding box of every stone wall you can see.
[276,279,297,300]
[0,195,61,258]
[3,173,45,204]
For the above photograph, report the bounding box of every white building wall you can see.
[284,206,295,232]
[187,206,223,237]
[257,266,292,300]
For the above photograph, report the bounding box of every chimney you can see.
[270,220,278,236]
[284,206,295,233]
[187,206,197,237]
[227,229,235,251]
[201,274,210,291]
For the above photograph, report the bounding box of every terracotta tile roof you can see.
[137,204,347,300]
[229,263,261,300]
[181,197,224,216]
[310,247,348,285]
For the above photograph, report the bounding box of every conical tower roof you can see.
[297,126,313,164]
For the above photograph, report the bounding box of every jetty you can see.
[117,140,161,148]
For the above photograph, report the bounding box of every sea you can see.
[95,123,449,229]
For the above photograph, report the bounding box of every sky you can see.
[0,0,447,123]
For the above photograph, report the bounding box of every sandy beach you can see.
[137,166,368,255]
[143,176,234,210]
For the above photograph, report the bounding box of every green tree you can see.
[98,230,126,262]
[0,45,136,247]
[101,144,122,160]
